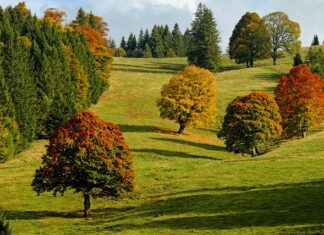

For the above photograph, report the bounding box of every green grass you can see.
[1,53,324,234]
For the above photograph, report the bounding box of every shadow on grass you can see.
[113,62,185,74]
[119,124,160,133]
[101,180,324,231]
[254,72,280,81]
[132,148,221,161]
[7,210,81,220]
[151,137,225,152]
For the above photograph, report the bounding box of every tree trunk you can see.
[246,61,250,68]
[302,131,307,138]
[83,193,91,218]
[273,50,277,65]
[252,147,257,157]
[178,123,186,134]
[250,60,254,68]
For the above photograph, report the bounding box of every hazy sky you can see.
[1,0,323,50]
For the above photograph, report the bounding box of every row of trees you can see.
[118,24,191,58]
[0,4,111,162]
[229,11,301,67]
[294,46,324,78]
[157,64,324,156]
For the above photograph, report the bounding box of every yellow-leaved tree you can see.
[157,65,217,134]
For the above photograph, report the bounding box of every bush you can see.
[32,111,134,217]
[131,49,144,58]
[113,48,127,57]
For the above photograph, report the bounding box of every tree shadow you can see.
[7,210,81,220]
[151,137,226,152]
[254,72,280,82]
[113,62,186,75]
[151,62,186,72]
[102,180,324,231]
[118,124,160,133]
[132,148,221,161]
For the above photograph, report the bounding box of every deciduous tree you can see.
[32,111,134,217]
[218,92,282,156]
[275,64,324,138]
[157,66,217,134]
[263,12,301,65]
[229,12,271,68]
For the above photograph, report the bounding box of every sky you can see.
[0,0,324,51]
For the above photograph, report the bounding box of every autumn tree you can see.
[43,8,66,27]
[218,92,282,157]
[229,12,271,68]
[157,66,217,134]
[187,3,221,71]
[263,12,301,65]
[275,64,324,138]
[32,111,134,217]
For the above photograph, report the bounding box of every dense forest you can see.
[0,3,112,162]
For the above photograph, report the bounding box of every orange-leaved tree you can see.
[218,92,282,156]
[31,111,134,217]
[275,64,324,138]
[157,65,217,134]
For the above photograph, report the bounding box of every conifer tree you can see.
[171,23,183,56]
[187,3,221,71]
[151,25,165,58]
[137,28,145,50]
[312,34,320,46]
[120,36,127,51]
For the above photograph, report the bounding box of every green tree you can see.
[218,92,282,156]
[150,25,164,58]
[229,12,271,68]
[293,53,303,66]
[182,28,191,56]
[76,8,86,25]
[306,47,324,77]
[162,25,172,57]
[126,33,137,56]
[263,12,301,65]
[187,3,221,71]
[32,111,134,218]
[171,23,184,56]
[312,34,320,46]
[157,66,217,134]
[137,28,145,50]
[120,36,127,51]
[143,43,152,58]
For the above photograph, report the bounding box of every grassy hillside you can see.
[1,53,324,234]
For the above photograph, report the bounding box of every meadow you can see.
[1,52,324,234]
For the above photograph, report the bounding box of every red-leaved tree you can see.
[275,64,324,138]
[32,111,134,217]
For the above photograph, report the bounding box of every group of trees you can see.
[118,24,191,58]
[229,11,301,67]
[0,4,111,162]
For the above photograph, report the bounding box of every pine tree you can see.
[120,36,127,51]
[171,23,184,56]
[150,25,164,58]
[293,53,303,66]
[76,8,86,25]
[162,25,172,57]
[126,33,137,56]
[187,3,221,71]
[312,34,320,46]
[183,28,191,56]
[137,28,145,50]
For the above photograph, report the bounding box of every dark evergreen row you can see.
[119,24,191,58]
[0,4,109,162]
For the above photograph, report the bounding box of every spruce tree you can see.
[137,28,145,50]
[120,36,127,51]
[150,25,164,58]
[171,23,184,56]
[187,3,221,71]
[162,25,172,57]
[312,34,320,46]
[76,8,86,25]
[293,53,303,66]
[183,28,191,56]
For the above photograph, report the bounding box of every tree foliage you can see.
[293,53,303,66]
[0,3,110,161]
[263,12,301,65]
[229,12,271,68]
[305,46,324,77]
[32,111,134,217]
[218,92,282,156]
[187,3,221,71]
[157,65,217,134]
[275,64,324,138]
[312,34,320,46]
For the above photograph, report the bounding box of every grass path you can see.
[1,56,324,234]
